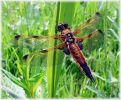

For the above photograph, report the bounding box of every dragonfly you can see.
[14,12,103,81]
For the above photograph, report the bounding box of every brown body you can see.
[63,29,94,80]
[63,29,86,65]
[69,43,86,66]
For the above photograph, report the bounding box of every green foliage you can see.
[2,1,119,98]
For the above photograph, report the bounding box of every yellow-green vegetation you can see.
[2,1,119,98]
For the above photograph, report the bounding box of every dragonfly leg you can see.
[77,42,83,50]
[63,47,70,55]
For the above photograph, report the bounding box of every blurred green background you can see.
[1,1,119,99]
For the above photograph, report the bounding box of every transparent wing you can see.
[73,12,101,35]
[22,42,66,61]
[14,34,65,41]
[76,29,103,42]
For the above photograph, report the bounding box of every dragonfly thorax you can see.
[65,33,75,44]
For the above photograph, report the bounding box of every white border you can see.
[1,0,121,2]
[119,0,121,99]
[0,0,121,100]
[0,0,2,99]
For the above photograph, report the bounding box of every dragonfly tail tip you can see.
[90,77,95,82]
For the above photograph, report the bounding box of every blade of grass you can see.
[53,2,78,97]
[46,2,57,98]
[31,73,44,97]
[46,2,78,97]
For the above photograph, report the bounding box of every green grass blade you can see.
[46,3,57,98]
[53,2,78,97]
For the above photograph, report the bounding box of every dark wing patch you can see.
[22,54,29,60]
[98,29,103,34]
[32,36,40,39]
[14,35,21,40]
[95,12,101,16]
[40,49,48,53]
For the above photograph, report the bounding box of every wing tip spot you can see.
[40,49,48,53]
[22,54,29,60]
[32,36,39,39]
[14,35,21,40]
[98,29,103,34]
[87,18,91,23]
[95,12,101,17]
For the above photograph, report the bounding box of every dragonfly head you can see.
[57,23,70,32]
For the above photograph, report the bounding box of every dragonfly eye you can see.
[57,23,69,32]
[63,24,68,28]
[57,24,64,32]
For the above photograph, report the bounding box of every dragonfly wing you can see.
[76,29,103,42]
[40,42,66,53]
[22,42,66,61]
[73,12,101,35]
[14,34,65,41]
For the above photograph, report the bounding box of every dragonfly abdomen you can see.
[69,43,85,64]
[68,43,94,81]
